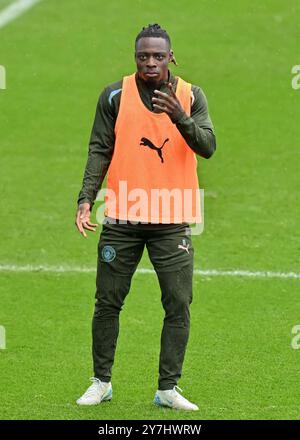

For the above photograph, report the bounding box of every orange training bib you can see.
[105,73,201,224]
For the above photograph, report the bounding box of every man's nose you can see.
[146,56,157,67]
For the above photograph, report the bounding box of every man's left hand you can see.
[152,82,185,123]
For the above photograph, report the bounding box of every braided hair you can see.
[135,24,171,47]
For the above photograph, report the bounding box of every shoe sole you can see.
[76,398,112,406]
[153,400,199,411]
[76,389,112,406]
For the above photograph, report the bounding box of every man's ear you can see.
[169,50,178,66]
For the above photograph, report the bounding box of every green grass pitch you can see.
[0,0,299,420]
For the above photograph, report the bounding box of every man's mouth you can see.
[145,72,159,77]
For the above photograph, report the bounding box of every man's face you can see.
[135,37,173,85]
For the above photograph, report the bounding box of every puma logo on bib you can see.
[140,137,169,163]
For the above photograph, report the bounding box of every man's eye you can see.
[156,55,164,60]
[138,55,147,61]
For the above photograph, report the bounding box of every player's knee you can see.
[93,298,123,320]
[163,297,191,327]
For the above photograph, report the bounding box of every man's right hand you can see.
[75,202,98,238]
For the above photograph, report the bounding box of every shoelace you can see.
[172,385,191,403]
[173,385,183,394]
[90,376,101,384]
[82,377,105,397]
[171,385,197,409]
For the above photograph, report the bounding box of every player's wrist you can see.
[78,199,92,210]
[171,109,186,124]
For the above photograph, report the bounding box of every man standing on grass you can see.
[75,24,216,411]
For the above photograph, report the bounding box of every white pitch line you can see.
[0,264,300,279]
[0,0,42,29]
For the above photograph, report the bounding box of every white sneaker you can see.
[76,377,112,406]
[154,385,199,411]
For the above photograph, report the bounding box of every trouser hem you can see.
[95,376,111,383]
[158,383,177,391]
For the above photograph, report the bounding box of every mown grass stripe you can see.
[0,264,299,279]
[0,0,42,29]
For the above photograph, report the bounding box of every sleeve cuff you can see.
[175,111,190,125]
[77,198,93,208]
